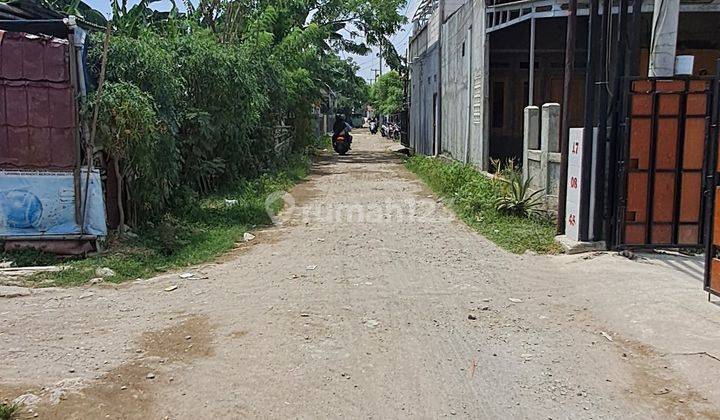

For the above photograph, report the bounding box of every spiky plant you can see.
[494,171,544,217]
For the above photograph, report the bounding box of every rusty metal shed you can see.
[0,30,77,170]
[0,12,106,254]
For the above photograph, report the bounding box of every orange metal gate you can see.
[617,79,712,248]
[703,68,720,298]
[706,191,720,296]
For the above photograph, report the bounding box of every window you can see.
[462,42,466,57]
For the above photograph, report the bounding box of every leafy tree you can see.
[324,55,369,114]
[79,0,407,228]
[93,82,159,232]
[44,0,108,26]
[370,70,404,115]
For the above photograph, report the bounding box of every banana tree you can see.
[44,0,108,26]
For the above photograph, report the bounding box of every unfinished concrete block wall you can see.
[409,16,440,157]
[523,103,561,216]
[409,42,439,156]
[440,2,474,162]
[408,0,489,169]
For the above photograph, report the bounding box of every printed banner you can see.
[0,169,107,237]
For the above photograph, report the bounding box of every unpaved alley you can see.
[2,131,720,419]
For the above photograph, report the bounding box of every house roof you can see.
[486,0,720,33]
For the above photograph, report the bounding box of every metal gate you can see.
[703,65,720,298]
[617,78,714,248]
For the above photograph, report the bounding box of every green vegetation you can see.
[0,0,411,285]
[0,402,20,420]
[78,0,408,228]
[6,154,310,287]
[405,156,562,254]
[370,70,404,115]
[495,171,544,217]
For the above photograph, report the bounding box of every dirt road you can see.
[2,131,720,419]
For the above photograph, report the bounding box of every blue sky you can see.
[84,0,415,82]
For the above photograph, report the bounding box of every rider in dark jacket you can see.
[332,115,353,147]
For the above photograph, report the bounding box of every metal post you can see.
[595,0,611,242]
[68,32,82,228]
[528,16,536,106]
[579,0,600,241]
[557,0,578,234]
[603,0,628,248]
[608,0,635,245]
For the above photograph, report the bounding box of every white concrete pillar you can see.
[542,103,561,153]
[648,0,680,77]
[523,106,540,181]
[541,103,561,202]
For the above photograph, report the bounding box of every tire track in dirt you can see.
[2,131,720,418]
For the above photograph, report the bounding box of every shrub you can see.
[494,171,543,217]
[93,81,169,230]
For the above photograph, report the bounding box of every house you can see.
[407,0,720,296]
[410,0,720,164]
[313,85,337,137]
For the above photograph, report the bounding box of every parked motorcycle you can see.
[332,132,351,155]
[389,122,400,140]
[369,121,378,135]
[380,123,389,137]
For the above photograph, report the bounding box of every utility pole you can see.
[378,42,384,124]
[378,45,384,77]
[648,0,680,77]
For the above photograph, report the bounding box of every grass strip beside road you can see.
[2,154,310,287]
[405,155,562,254]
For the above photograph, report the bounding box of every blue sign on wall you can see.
[0,170,107,237]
